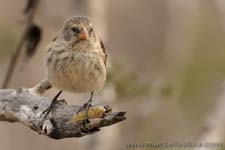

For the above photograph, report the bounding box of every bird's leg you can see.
[40,90,64,119]
[83,92,94,127]
[76,92,94,119]
[80,92,94,128]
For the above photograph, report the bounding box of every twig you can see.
[28,78,52,95]
[0,88,126,139]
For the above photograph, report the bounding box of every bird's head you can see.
[60,16,98,46]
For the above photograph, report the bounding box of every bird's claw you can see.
[40,99,66,119]
[40,91,64,120]
[76,99,93,127]
[76,99,93,115]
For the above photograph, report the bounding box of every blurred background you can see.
[0,0,225,150]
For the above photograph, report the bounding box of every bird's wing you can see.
[100,39,108,66]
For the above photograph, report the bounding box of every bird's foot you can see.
[76,98,93,128]
[40,91,64,119]
[76,98,93,116]
[76,92,94,115]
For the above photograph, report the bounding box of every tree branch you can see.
[0,88,126,139]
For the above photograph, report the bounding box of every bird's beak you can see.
[78,27,89,40]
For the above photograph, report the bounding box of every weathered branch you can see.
[0,88,126,139]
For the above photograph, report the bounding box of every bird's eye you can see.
[71,27,80,33]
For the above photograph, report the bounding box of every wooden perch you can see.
[0,88,126,139]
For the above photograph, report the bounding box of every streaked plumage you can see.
[45,16,107,93]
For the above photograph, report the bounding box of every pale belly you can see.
[46,51,106,93]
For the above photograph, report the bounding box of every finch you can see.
[41,16,107,119]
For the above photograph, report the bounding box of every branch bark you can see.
[0,88,126,139]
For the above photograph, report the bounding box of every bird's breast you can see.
[46,50,106,93]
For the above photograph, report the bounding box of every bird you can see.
[41,16,107,120]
